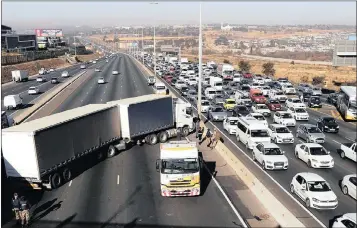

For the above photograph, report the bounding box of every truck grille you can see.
[170,180,191,186]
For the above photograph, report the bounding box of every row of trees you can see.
[223,59,276,76]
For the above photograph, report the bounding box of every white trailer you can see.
[217,64,234,80]
[12,70,29,82]
[209,76,223,90]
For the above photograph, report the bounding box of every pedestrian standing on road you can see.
[166,88,170,95]
[197,127,204,143]
[19,196,31,228]
[12,193,21,225]
[195,120,201,138]
[205,128,213,148]
[211,129,221,149]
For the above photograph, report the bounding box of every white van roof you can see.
[239,117,268,130]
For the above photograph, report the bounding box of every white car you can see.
[294,143,334,168]
[282,84,296,95]
[250,83,261,89]
[61,71,69,77]
[273,111,296,127]
[252,142,288,170]
[341,174,357,200]
[97,77,105,84]
[286,98,306,109]
[112,70,119,75]
[252,104,271,117]
[38,69,47,75]
[287,107,309,121]
[28,86,40,95]
[261,86,271,97]
[247,113,268,126]
[93,60,97,64]
[175,80,186,90]
[332,213,356,228]
[36,76,46,82]
[95,68,101,72]
[200,100,210,113]
[187,78,197,86]
[253,78,265,85]
[49,68,55,72]
[268,124,294,144]
[223,117,239,135]
[263,77,272,83]
[233,74,241,82]
[290,172,338,210]
[80,65,86,69]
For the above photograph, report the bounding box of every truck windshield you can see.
[161,159,199,174]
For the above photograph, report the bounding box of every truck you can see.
[11,70,29,82]
[217,64,234,80]
[156,141,202,197]
[2,95,195,190]
[209,76,223,90]
[338,142,357,162]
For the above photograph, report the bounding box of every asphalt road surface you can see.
[2,54,244,228]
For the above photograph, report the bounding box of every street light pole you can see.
[74,36,77,56]
[198,2,203,119]
[150,2,158,77]
[142,27,144,64]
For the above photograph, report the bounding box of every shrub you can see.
[223,59,230,64]
[262,62,275,76]
[312,76,325,85]
[238,60,251,72]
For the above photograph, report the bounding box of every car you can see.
[200,100,211,113]
[164,75,174,83]
[223,98,236,111]
[307,96,322,108]
[286,97,306,109]
[297,83,311,92]
[213,95,225,106]
[175,80,186,90]
[170,78,177,86]
[80,64,86,69]
[310,87,322,96]
[179,86,189,96]
[36,76,46,82]
[49,68,55,72]
[316,117,339,133]
[273,111,296,127]
[247,113,268,126]
[327,93,338,105]
[332,213,356,228]
[38,68,47,75]
[93,60,97,64]
[232,105,250,117]
[295,143,333,168]
[223,90,235,99]
[341,174,357,200]
[97,77,105,84]
[106,60,109,63]
[268,124,294,144]
[61,71,70,77]
[187,78,197,86]
[251,104,271,117]
[266,99,282,111]
[282,84,296,95]
[261,86,271,97]
[187,90,197,101]
[223,117,239,135]
[28,86,40,95]
[51,77,59,84]
[95,68,101,72]
[296,124,325,144]
[287,107,309,121]
[299,92,313,102]
[290,172,338,209]
[112,70,119,75]
[147,76,156,86]
[252,142,288,170]
[207,106,227,121]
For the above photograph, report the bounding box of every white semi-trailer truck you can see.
[2,94,195,190]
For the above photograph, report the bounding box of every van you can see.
[234,91,252,107]
[3,94,23,110]
[235,116,271,150]
[250,88,266,104]
[153,82,166,95]
[205,87,217,100]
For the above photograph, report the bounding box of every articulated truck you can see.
[2,95,195,190]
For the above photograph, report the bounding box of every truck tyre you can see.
[107,145,117,158]
[147,134,158,145]
[51,173,62,189]
[181,126,189,137]
[158,131,168,143]
[62,168,72,182]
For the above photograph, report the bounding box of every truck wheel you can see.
[62,168,72,182]
[148,134,158,145]
[340,151,345,159]
[181,126,190,137]
[51,173,62,189]
[158,131,168,143]
[107,145,117,158]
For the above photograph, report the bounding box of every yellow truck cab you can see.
[156,141,202,197]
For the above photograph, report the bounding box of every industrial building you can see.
[1,25,37,52]
[160,45,179,55]
[332,35,357,67]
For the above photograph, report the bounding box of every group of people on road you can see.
[195,120,220,149]
[12,193,31,228]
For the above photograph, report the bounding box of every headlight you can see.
[311,159,318,162]
[336,126,339,128]
[331,159,334,164]
[284,161,288,165]
[324,126,328,128]
[266,161,273,164]
[312,198,320,203]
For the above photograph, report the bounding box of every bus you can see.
[336,86,357,121]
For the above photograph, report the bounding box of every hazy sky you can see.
[2,1,356,29]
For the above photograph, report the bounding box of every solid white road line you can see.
[68,180,73,187]
[117,175,120,185]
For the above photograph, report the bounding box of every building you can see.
[332,39,356,67]
[160,45,179,55]
[2,25,37,52]
[1,25,12,34]
[221,22,232,31]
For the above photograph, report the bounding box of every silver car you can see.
[207,106,227,121]
[213,95,225,106]
[296,124,325,144]
[187,90,197,102]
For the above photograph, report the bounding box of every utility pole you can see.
[154,25,156,77]
[142,27,144,64]
[74,36,77,56]
[198,2,203,119]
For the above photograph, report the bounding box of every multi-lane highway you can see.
[2,54,245,228]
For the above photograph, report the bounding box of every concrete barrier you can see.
[13,70,87,124]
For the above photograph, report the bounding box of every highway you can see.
[1,60,105,116]
[157,67,357,227]
[2,54,244,228]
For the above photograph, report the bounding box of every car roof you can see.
[258,142,279,148]
[300,124,315,128]
[270,124,288,128]
[300,143,323,148]
[250,112,263,116]
[227,116,239,120]
[276,111,289,114]
[297,172,325,182]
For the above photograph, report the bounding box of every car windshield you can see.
[238,106,248,111]
[276,127,290,133]
[226,100,236,104]
[99,77,104,80]
[276,92,283,95]
[313,88,321,91]
[216,90,223,95]
[189,79,196,81]
[307,127,321,133]
[229,120,238,125]
[292,99,301,103]
[254,115,265,120]
[270,100,280,104]
[189,91,197,95]
[212,107,224,112]
[258,105,267,109]
[324,118,335,123]
[202,101,210,106]
[242,86,250,91]
[285,85,293,88]
[226,91,234,95]
[264,148,283,155]
[181,87,188,91]
[307,181,331,192]
[310,147,328,155]
[251,130,269,137]
[161,159,199,174]
[311,97,321,102]
[208,91,216,94]
[281,113,292,118]
[215,82,223,86]
[350,177,357,186]
[295,108,306,113]
[156,86,166,90]
[253,93,263,97]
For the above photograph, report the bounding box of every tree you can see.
[301,76,309,83]
[238,60,251,72]
[223,59,231,64]
[262,62,276,76]
[312,76,325,85]
[113,37,119,43]
[102,35,107,41]
[290,60,295,65]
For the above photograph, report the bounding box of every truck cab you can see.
[156,141,202,197]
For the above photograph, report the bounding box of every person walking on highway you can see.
[197,127,204,143]
[205,128,213,148]
[19,196,31,228]
[166,88,170,95]
[12,193,21,225]
[211,129,221,149]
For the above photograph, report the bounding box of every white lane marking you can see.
[298,139,304,144]
[69,180,72,187]
[133,59,326,228]
[344,136,354,141]
[117,175,120,185]
[100,99,103,102]
[332,140,341,145]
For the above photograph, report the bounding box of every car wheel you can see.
[305,199,310,208]
[290,184,295,194]
[295,151,299,159]
[342,186,349,195]
[252,153,256,161]
[262,161,266,170]
[308,160,312,167]
[340,151,345,159]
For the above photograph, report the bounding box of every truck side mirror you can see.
[156,159,160,172]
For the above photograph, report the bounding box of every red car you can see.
[266,99,282,111]
[164,75,173,83]
[243,73,252,78]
